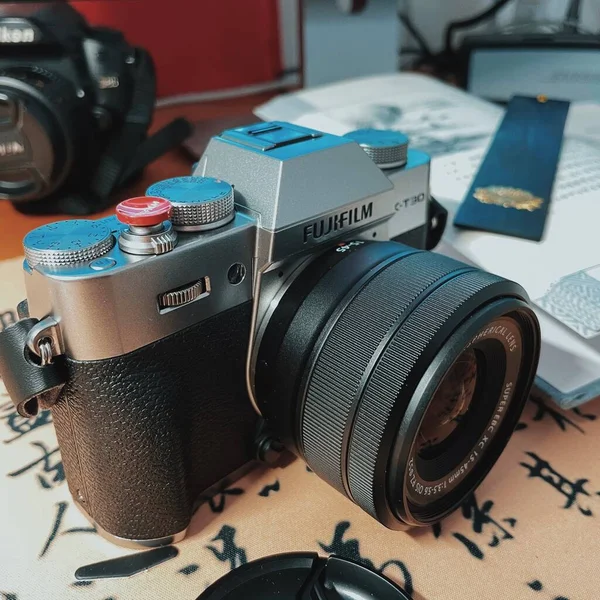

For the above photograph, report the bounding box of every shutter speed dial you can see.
[345,129,409,169]
[146,176,235,231]
[23,220,114,268]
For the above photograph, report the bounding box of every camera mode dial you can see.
[146,176,235,232]
[23,220,114,268]
[345,129,409,169]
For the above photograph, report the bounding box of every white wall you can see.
[303,0,399,87]
[403,0,600,54]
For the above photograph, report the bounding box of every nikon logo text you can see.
[0,27,35,44]
[303,202,373,243]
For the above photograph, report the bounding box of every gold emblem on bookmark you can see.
[473,186,544,211]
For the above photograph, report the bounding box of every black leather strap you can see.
[70,47,192,214]
[0,319,67,418]
[88,48,157,204]
[16,48,191,216]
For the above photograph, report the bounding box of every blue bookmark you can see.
[454,95,570,241]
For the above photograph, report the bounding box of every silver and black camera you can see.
[0,122,540,547]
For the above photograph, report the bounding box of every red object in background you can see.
[70,0,284,98]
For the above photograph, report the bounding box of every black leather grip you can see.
[0,318,67,417]
[51,302,257,541]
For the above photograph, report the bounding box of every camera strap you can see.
[0,318,67,418]
[87,49,192,211]
[21,49,192,216]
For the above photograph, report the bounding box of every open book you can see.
[255,74,600,408]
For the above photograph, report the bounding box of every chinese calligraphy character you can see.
[8,442,64,489]
[0,593,18,600]
[432,493,516,559]
[1,401,53,444]
[40,502,96,558]
[206,525,247,570]
[527,579,570,599]
[572,406,597,422]
[520,452,594,516]
[179,564,200,576]
[320,521,413,596]
[518,396,591,434]
[258,480,280,497]
[207,485,244,514]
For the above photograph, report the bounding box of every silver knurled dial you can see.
[158,279,209,309]
[23,220,114,268]
[146,176,235,231]
[344,128,409,169]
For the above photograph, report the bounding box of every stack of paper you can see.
[256,74,600,408]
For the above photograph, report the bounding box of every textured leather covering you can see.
[51,301,257,541]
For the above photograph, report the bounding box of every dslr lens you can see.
[0,67,81,203]
[255,240,540,528]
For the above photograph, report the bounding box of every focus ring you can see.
[301,251,472,496]
[346,270,504,520]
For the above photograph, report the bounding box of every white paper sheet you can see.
[256,74,600,406]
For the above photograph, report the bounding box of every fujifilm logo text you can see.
[0,26,36,44]
[303,202,373,243]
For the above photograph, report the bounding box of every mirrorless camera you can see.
[0,2,159,214]
[0,122,540,547]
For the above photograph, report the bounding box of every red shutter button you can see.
[116,196,172,227]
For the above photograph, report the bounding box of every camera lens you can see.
[254,241,540,528]
[0,67,84,203]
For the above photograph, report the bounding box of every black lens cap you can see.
[196,552,411,599]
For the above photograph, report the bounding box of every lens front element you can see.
[417,348,478,455]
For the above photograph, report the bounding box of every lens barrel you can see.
[255,241,540,528]
[0,67,84,203]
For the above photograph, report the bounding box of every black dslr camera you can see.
[0,122,540,547]
[0,2,187,215]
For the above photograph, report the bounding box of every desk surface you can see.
[0,94,273,261]
[1,92,600,600]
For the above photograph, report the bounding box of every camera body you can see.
[0,2,153,213]
[14,122,434,545]
[2,121,540,549]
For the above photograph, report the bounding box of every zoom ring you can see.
[301,251,474,497]
[346,270,504,520]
